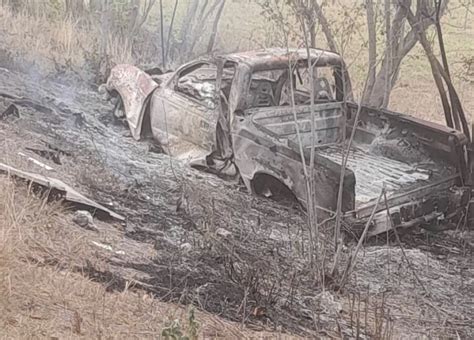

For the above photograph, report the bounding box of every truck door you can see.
[150,61,220,157]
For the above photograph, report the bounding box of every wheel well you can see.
[251,173,299,206]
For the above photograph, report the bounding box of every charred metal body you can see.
[105,48,470,236]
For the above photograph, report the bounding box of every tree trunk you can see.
[178,1,200,59]
[7,0,21,13]
[365,0,446,108]
[65,0,85,19]
[206,0,226,53]
[97,0,110,83]
[435,0,461,130]
[382,0,392,108]
[160,0,166,68]
[404,2,455,128]
[363,0,377,105]
[166,0,179,65]
[313,1,338,52]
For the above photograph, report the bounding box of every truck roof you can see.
[219,48,343,71]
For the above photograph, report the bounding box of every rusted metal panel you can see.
[233,125,355,215]
[364,185,469,236]
[317,145,451,206]
[106,64,158,140]
[0,162,124,221]
[250,102,345,147]
[224,48,343,70]
[149,87,217,160]
[348,104,470,182]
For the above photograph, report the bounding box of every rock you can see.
[316,291,342,315]
[125,223,137,234]
[139,193,151,201]
[148,143,165,154]
[154,237,177,250]
[72,210,95,229]
[216,228,231,238]
[180,243,193,253]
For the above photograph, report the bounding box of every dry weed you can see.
[0,177,292,339]
[0,6,136,78]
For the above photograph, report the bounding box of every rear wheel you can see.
[252,174,299,207]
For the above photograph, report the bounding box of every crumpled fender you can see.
[106,64,159,140]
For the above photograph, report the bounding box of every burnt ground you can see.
[0,65,473,338]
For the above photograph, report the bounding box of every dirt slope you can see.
[0,67,473,339]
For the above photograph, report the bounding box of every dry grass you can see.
[389,6,474,124]
[0,2,472,123]
[0,6,135,78]
[0,6,85,73]
[0,177,295,339]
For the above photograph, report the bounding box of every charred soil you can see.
[0,67,473,338]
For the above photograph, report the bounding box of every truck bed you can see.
[317,143,451,207]
[250,102,463,219]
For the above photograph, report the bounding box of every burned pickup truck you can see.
[105,48,470,236]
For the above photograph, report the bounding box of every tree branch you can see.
[402,0,456,129]
[313,1,338,52]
